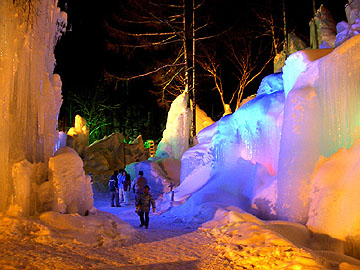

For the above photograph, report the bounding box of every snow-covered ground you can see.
[2,192,360,270]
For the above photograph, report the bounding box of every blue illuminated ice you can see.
[160,34,360,236]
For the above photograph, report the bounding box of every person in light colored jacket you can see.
[136,185,155,229]
[117,170,126,203]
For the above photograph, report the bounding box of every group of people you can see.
[108,169,131,207]
[108,170,156,229]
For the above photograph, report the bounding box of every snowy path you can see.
[2,193,360,269]
[94,193,234,270]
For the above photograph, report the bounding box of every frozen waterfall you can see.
[0,0,66,214]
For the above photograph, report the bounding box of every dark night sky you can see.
[54,0,349,133]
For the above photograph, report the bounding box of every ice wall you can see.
[277,35,360,223]
[0,0,66,213]
[174,86,285,215]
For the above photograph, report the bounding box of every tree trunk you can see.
[192,0,196,137]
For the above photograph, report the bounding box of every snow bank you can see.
[202,208,321,269]
[39,210,135,246]
[200,207,360,269]
[0,210,136,248]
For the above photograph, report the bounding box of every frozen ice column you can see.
[277,36,360,223]
[0,0,66,213]
[276,49,330,223]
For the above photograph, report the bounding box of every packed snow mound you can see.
[39,210,135,245]
[201,208,322,269]
[48,147,93,215]
[0,210,136,247]
[307,139,360,242]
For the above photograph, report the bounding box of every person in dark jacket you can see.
[108,172,120,207]
[136,185,155,229]
[132,171,147,206]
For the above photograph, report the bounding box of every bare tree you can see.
[198,35,273,114]
[227,39,273,110]
[104,0,227,138]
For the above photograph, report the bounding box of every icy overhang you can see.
[282,48,333,97]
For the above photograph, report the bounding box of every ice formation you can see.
[47,147,94,215]
[155,92,214,159]
[307,139,360,242]
[67,115,89,158]
[0,0,66,214]
[156,33,360,244]
[155,92,192,159]
[159,75,285,219]
[278,35,360,222]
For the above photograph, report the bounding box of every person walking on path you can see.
[117,170,126,203]
[108,172,120,207]
[136,185,156,229]
[123,173,131,205]
[132,171,147,205]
